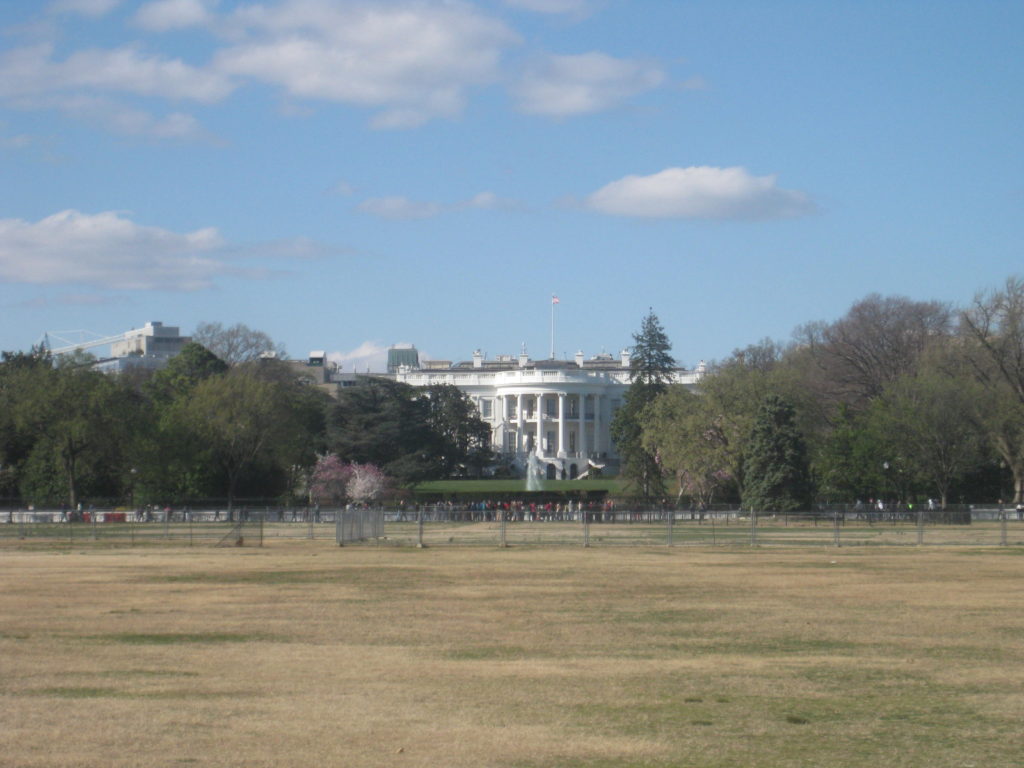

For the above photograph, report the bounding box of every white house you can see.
[391,347,704,479]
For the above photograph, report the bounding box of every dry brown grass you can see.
[2,542,1023,767]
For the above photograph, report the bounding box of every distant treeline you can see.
[0,339,491,509]
[614,277,1024,509]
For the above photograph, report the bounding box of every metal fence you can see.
[1,504,1021,549]
[376,506,1024,549]
[0,506,364,547]
[336,508,384,545]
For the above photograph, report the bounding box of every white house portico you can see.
[390,346,703,479]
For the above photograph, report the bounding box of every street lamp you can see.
[882,461,890,509]
[129,468,138,515]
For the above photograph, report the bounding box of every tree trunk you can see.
[62,441,78,511]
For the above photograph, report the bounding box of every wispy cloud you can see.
[514,52,665,117]
[132,0,216,31]
[585,166,816,220]
[328,340,390,373]
[47,0,123,17]
[0,209,278,290]
[357,191,523,219]
[356,197,444,220]
[215,0,519,129]
[503,0,590,14]
[0,43,234,104]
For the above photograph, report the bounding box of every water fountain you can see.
[525,451,544,492]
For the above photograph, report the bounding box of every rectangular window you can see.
[480,398,492,418]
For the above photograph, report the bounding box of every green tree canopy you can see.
[642,385,732,507]
[742,394,813,512]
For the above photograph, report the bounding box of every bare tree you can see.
[959,276,1024,502]
[797,294,952,409]
[192,322,286,365]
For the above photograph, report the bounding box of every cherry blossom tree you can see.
[347,463,388,503]
[309,454,352,505]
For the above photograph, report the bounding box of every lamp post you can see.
[1,463,10,524]
[129,468,137,517]
[882,461,890,512]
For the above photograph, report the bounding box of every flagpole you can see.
[550,295,556,359]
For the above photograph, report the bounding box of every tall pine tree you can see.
[611,310,676,499]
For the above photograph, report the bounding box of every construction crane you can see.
[40,330,124,357]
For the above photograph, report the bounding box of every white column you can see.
[593,394,602,456]
[578,393,587,459]
[536,393,544,454]
[494,394,504,452]
[516,393,524,454]
[557,393,567,458]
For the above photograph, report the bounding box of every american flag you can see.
[552,295,560,304]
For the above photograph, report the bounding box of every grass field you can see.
[2,541,1022,767]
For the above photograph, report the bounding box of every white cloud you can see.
[357,196,444,220]
[330,179,356,196]
[215,0,519,128]
[28,93,208,141]
[462,191,525,212]
[584,166,817,220]
[0,43,234,104]
[514,51,664,117]
[133,0,216,31]
[357,191,521,219]
[47,0,123,16]
[328,341,389,373]
[503,0,589,14]
[0,210,250,291]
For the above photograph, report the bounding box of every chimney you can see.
[472,349,484,369]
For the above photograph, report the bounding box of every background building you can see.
[391,346,704,479]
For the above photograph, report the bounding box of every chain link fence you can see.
[1,502,1021,548]
[376,504,1023,548]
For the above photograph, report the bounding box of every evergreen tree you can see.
[627,310,676,391]
[611,310,676,499]
[742,394,813,512]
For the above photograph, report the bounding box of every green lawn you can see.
[413,477,627,495]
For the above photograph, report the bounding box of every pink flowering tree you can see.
[309,454,353,506]
[346,463,389,503]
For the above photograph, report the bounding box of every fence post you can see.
[583,510,590,548]
[1000,510,1008,546]
[417,506,425,548]
[667,508,674,547]
[833,510,841,547]
[916,507,924,546]
[499,512,507,548]
[750,510,758,547]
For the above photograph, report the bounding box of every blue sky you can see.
[1,0,1021,371]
